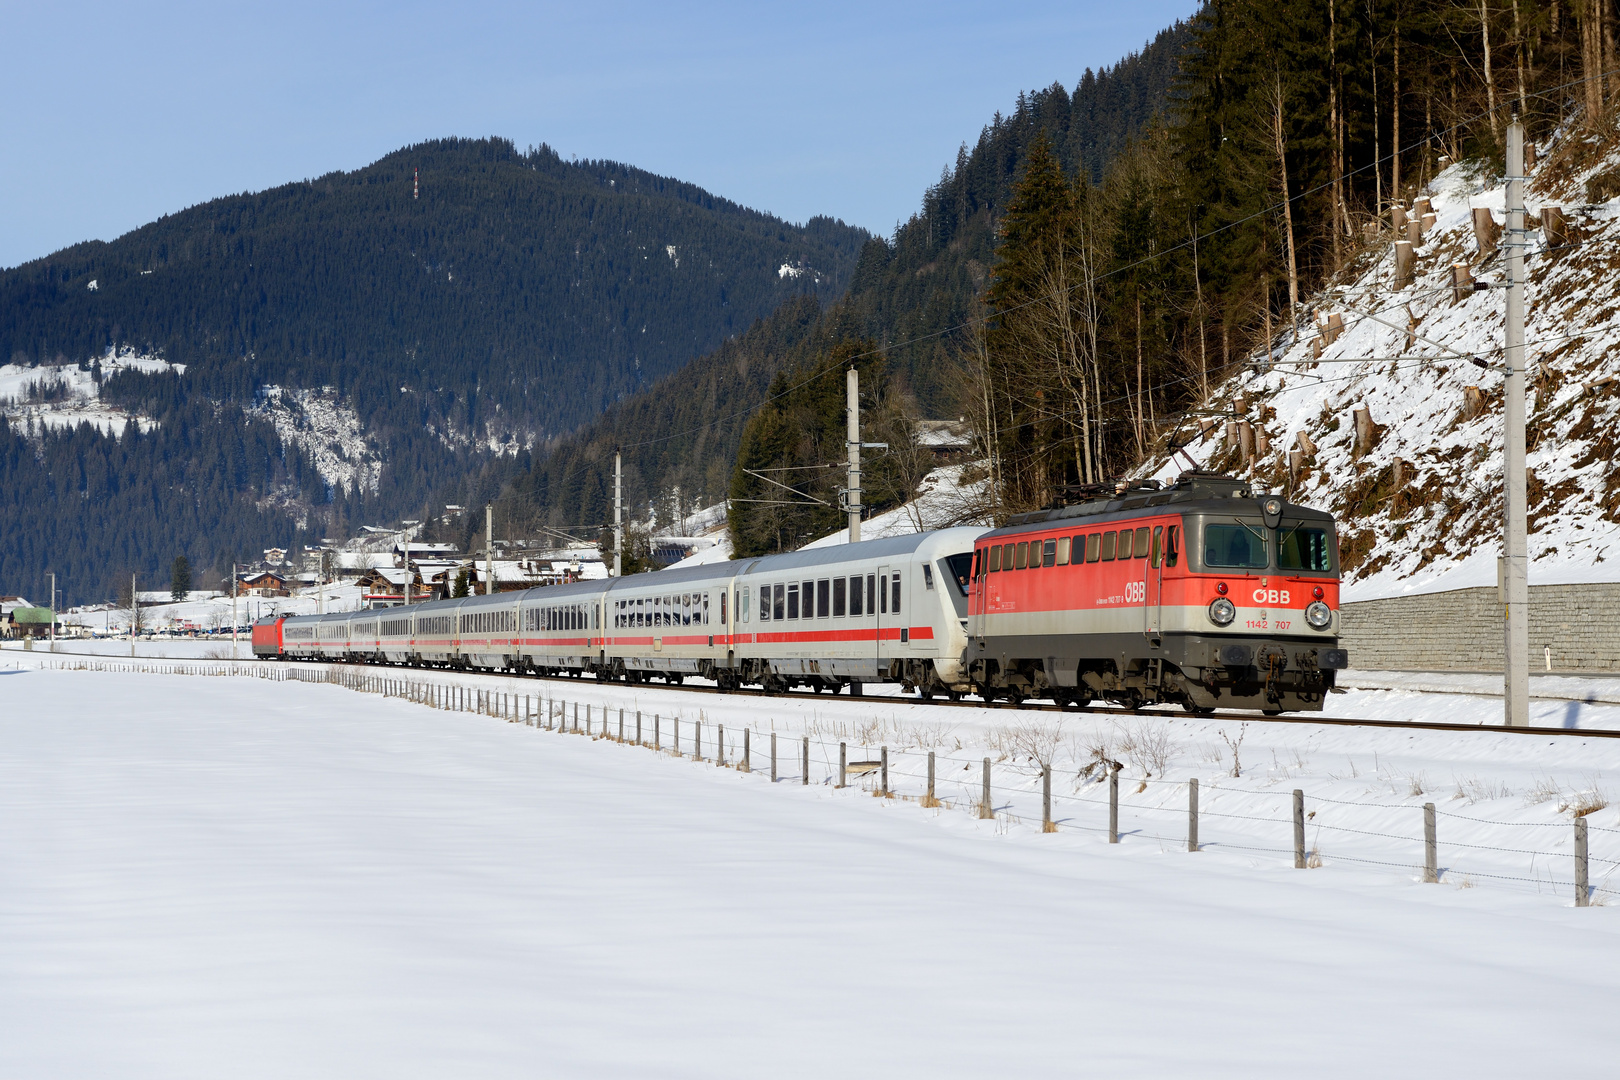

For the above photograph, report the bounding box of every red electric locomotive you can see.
[965,471,1347,713]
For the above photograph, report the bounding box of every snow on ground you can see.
[1,663,1618,1077]
[59,583,371,638]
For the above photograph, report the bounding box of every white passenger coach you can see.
[265,528,984,696]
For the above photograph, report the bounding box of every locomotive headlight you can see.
[1208,598,1236,626]
[1305,601,1332,629]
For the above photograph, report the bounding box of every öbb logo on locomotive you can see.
[253,472,1345,715]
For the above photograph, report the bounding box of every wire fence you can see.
[34,657,1619,908]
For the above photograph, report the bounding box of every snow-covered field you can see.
[2,660,1617,1076]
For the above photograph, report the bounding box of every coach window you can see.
[773,583,785,621]
[1043,539,1057,567]
[787,583,800,620]
[1055,536,1070,566]
[704,594,712,624]
[1015,542,1028,570]
[891,571,901,614]
[802,581,814,618]
[1134,527,1150,559]
[757,587,769,622]
[866,574,877,613]
[848,576,862,616]
[816,579,830,618]
[922,564,934,591]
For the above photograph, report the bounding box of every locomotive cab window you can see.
[1204,523,1269,568]
[1278,525,1333,571]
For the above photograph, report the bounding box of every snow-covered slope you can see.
[250,386,382,495]
[1155,124,1620,602]
[0,347,178,435]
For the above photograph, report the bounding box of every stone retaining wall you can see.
[1339,584,1620,671]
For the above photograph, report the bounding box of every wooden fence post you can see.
[654,714,660,751]
[1576,817,1591,907]
[980,758,993,819]
[1108,764,1120,842]
[636,710,642,747]
[743,729,751,773]
[837,742,848,787]
[1188,778,1199,852]
[1293,789,1306,868]
[927,752,936,805]
[1042,764,1053,832]
[802,736,809,785]
[694,720,702,761]
[619,709,625,742]
[880,746,888,796]
[1424,802,1438,883]
[770,732,777,782]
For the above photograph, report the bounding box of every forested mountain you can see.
[0,139,867,603]
[517,0,1620,553]
[504,18,1195,546]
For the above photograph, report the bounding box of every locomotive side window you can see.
[1055,537,1070,565]
[1015,542,1028,570]
[1003,542,1016,569]
[849,576,863,616]
[1043,539,1057,567]
[1151,526,1164,567]
[1134,528,1150,558]
[833,577,846,616]
[1204,524,1269,568]
[1086,533,1101,562]
[988,546,1001,572]
[1117,530,1132,559]
[1100,532,1115,561]
[1166,525,1180,566]
[1278,526,1333,571]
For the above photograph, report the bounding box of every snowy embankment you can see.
[2,665,1616,1076]
[1154,124,1620,603]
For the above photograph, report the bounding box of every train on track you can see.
[253,471,1347,713]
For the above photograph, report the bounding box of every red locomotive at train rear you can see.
[966,471,1347,713]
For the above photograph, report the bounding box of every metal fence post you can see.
[1293,789,1306,869]
[770,732,778,782]
[802,735,809,785]
[1188,778,1199,852]
[980,758,993,819]
[1108,765,1120,842]
[1042,764,1053,832]
[1576,816,1591,907]
[839,743,847,788]
[1423,802,1438,883]
[880,746,888,796]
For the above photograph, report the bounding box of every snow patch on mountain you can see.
[0,346,179,436]
[250,386,382,495]
[1152,122,1620,602]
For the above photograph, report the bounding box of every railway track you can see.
[19,644,1620,740]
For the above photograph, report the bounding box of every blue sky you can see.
[0,1,1198,268]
